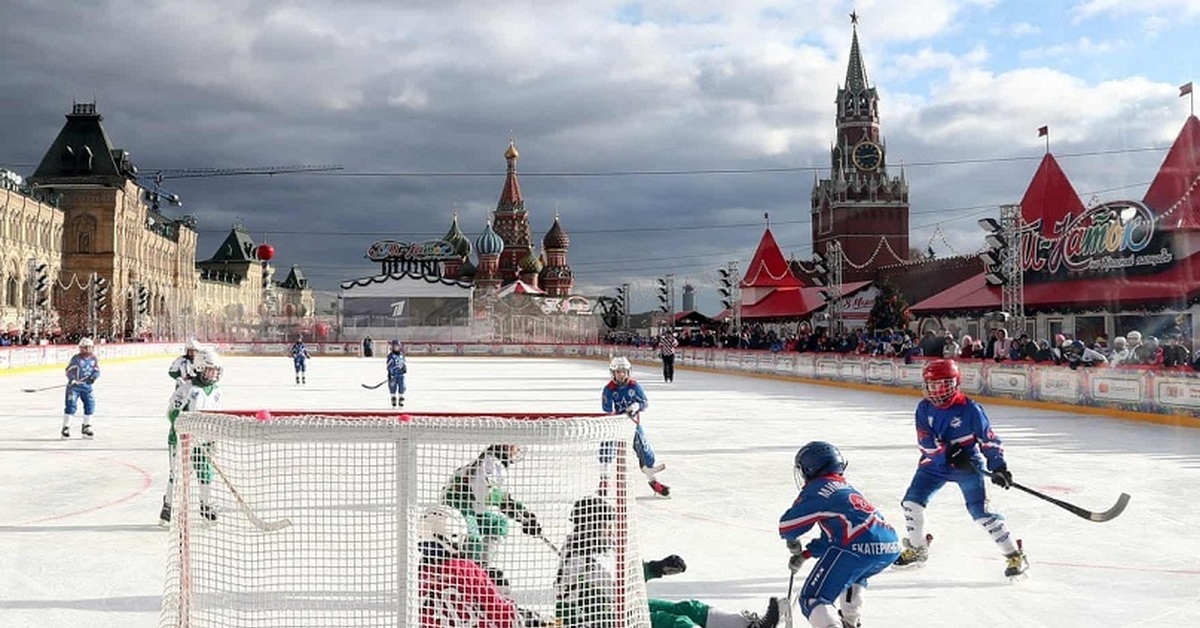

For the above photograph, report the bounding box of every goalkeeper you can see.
[442,444,544,580]
[556,495,780,628]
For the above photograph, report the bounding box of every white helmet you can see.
[1127,330,1142,343]
[422,505,469,554]
[194,348,223,383]
[185,338,201,351]
[78,337,95,348]
[609,356,632,374]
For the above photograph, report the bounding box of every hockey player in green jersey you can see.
[441,444,545,586]
[556,495,780,628]
[159,348,223,526]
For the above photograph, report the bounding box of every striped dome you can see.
[475,221,505,256]
[443,215,472,257]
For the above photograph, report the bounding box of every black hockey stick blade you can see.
[22,383,67,393]
[984,469,1131,522]
[361,379,388,390]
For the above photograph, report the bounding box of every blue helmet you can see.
[794,441,847,486]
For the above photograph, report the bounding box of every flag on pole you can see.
[1037,125,1049,137]
[1181,82,1194,97]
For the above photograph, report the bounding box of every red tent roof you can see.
[1144,115,1200,230]
[1021,153,1087,236]
[740,287,811,319]
[911,252,1200,314]
[742,228,805,289]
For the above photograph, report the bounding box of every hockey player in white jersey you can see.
[167,339,200,389]
[160,348,223,525]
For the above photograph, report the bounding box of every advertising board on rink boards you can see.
[1090,373,1143,403]
[1035,367,1080,401]
[865,360,896,385]
[957,362,984,393]
[815,358,840,378]
[839,357,866,381]
[1155,378,1200,409]
[987,368,1030,396]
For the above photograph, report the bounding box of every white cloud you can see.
[1019,36,1122,60]
[1073,0,1200,20]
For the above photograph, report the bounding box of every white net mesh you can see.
[160,411,650,628]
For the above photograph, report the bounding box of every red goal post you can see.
[160,410,650,628]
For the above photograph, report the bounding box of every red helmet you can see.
[922,359,961,408]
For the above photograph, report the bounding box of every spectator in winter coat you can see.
[1109,336,1132,367]
[942,333,961,359]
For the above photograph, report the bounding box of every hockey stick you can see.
[981,470,1130,523]
[535,534,560,554]
[21,383,68,393]
[361,379,388,390]
[209,452,293,532]
[784,571,796,628]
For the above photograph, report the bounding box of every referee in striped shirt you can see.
[657,329,679,383]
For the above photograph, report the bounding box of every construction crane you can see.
[137,164,343,211]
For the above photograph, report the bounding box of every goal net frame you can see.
[160,410,651,628]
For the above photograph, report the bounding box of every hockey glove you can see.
[84,376,96,384]
[625,403,641,419]
[946,444,976,473]
[786,538,811,573]
[519,510,543,537]
[646,555,687,578]
[990,465,1014,489]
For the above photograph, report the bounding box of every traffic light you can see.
[717,267,735,310]
[614,284,628,312]
[33,263,49,307]
[136,284,150,316]
[656,278,669,313]
[93,275,109,312]
[978,218,1008,286]
[810,253,829,287]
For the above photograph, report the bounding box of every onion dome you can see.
[475,221,505,256]
[505,140,519,161]
[519,250,544,274]
[458,259,477,278]
[542,213,570,250]
[443,214,472,257]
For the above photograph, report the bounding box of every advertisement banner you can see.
[958,363,984,393]
[500,345,524,356]
[815,358,839,378]
[1035,368,1079,402]
[462,345,492,355]
[775,355,796,374]
[896,364,925,387]
[432,344,458,355]
[1154,378,1200,409]
[865,361,895,385]
[987,368,1029,395]
[531,345,557,356]
[406,344,431,355]
[839,358,866,381]
[795,355,816,378]
[1090,375,1142,403]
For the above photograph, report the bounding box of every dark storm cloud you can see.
[0,0,1189,314]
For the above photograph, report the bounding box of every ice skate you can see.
[1004,541,1029,580]
[391,395,398,408]
[159,499,172,526]
[60,426,69,439]
[81,423,94,439]
[301,375,306,384]
[839,610,860,628]
[893,534,932,567]
[200,502,218,522]
[648,480,670,497]
[397,396,404,407]
[295,375,301,385]
[746,597,780,628]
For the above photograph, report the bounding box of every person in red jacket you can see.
[419,505,520,628]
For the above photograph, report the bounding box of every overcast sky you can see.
[1,0,1197,314]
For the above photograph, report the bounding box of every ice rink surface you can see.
[2,354,1199,628]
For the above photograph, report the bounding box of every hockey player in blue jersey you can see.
[62,337,101,439]
[600,356,669,497]
[893,358,1029,579]
[385,339,407,407]
[779,441,899,628]
[289,337,311,384]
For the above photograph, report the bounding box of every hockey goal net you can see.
[160,410,651,628]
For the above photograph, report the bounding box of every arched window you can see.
[78,231,92,254]
[5,276,17,308]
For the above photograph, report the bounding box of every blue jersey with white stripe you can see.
[779,475,898,558]
[601,379,648,414]
[386,352,407,378]
[913,396,1006,476]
